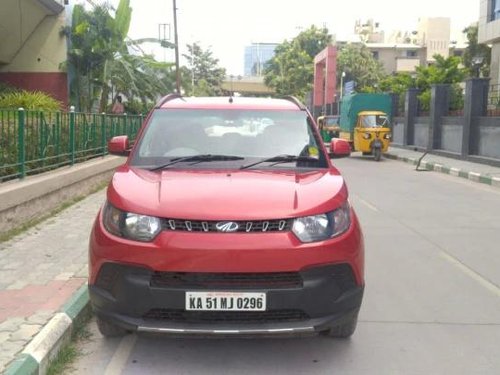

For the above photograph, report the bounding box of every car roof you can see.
[157,96,303,111]
[358,111,388,115]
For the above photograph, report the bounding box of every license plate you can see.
[185,291,266,311]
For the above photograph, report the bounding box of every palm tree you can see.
[66,0,175,112]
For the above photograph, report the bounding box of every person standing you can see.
[111,95,125,114]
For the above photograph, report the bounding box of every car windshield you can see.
[131,108,325,169]
[361,114,389,128]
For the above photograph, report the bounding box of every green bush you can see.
[417,84,464,113]
[449,84,464,111]
[417,90,431,112]
[0,90,62,111]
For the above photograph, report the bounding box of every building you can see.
[354,19,385,43]
[244,43,278,77]
[221,76,274,95]
[0,0,69,106]
[363,43,423,74]
[349,18,466,75]
[479,0,500,84]
[416,17,452,62]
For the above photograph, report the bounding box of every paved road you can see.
[0,190,106,373]
[69,155,500,375]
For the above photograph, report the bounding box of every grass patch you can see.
[46,306,93,375]
[46,345,78,375]
[0,181,107,244]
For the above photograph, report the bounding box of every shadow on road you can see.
[127,333,357,374]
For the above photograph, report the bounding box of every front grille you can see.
[143,309,309,323]
[161,218,292,233]
[151,272,303,289]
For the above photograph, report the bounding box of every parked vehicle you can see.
[89,94,364,339]
[317,115,340,143]
[339,93,392,161]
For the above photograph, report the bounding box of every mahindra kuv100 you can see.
[89,94,364,338]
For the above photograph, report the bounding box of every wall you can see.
[396,58,420,72]
[441,117,463,154]
[479,0,500,85]
[0,1,68,105]
[478,117,500,159]
[0,156,124,235]
[0,0,47,64]
[392,117,405,145]
[393,80,500,167]
[418,17,451,61]
[0,72,68,106]
[489,43,500,86]
[375,48,397,74]
[414,118,429,148]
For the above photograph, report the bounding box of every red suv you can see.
[89,94,364,338]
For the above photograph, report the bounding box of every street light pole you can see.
[338,71,346,114]
[172,0,181,93]
[340,71,346,101]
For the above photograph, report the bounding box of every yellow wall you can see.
[0,0,67,73]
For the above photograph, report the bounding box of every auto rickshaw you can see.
[339,93,392,161]
[352,111,391,161]
[317,115,340,143]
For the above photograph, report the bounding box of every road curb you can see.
[385,153,497,188]
[4,285,90,375]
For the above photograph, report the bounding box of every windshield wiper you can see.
[239,154,319,170]
[150,154,244,171]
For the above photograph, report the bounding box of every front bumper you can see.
[89,262,364,336]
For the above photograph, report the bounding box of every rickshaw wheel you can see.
[373,148,382,161]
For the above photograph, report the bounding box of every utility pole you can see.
[173,0,181,93]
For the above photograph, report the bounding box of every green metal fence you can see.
[0,108,144,181]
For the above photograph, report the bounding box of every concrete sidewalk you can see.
[1,190,105,374]
[385,147,500,189]
[2,150,500,374]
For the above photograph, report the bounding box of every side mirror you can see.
[108,135,130,156]
[329,138,351,159]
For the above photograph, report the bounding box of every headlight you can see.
[384,133,391,140]
[292,203,351,243]
[102,202,162,242]
[363,132,372,139]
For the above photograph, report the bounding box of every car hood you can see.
[107,166,348,220]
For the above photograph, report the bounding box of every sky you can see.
[93,0,480,75]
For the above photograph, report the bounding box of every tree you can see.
[336,44,386,92]
[108,54,175,113]
[264,26,332,100]
[66,0,174,112]
[379,72,415,95]
[182,43,226,96]
[378,72,416,113]
[462,24,491,78]
[415,55,466,111]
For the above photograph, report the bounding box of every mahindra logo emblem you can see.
[215,221,239,233]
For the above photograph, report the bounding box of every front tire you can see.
[322,316,358,339]
[373,148,382,161]
[321,314,358,339]
[96,317,127,337]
